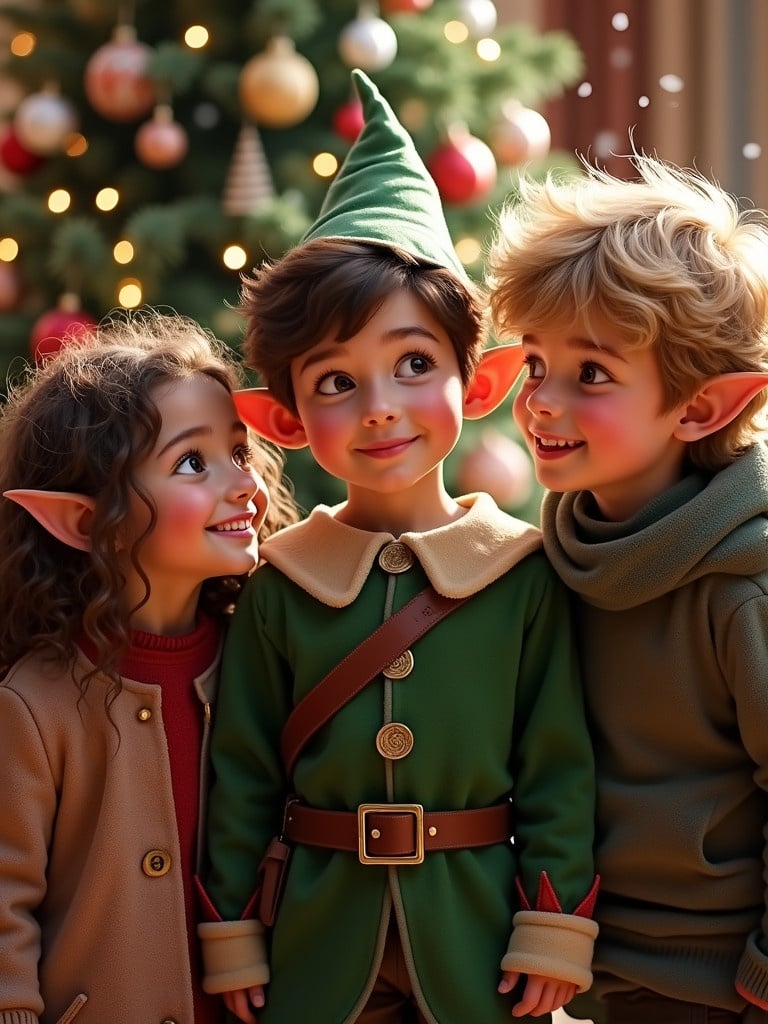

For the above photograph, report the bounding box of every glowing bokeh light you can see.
[113,240,134,264]
[223,245,247,270]
[48,189,71,213]
[0,238,19,261]
[118,279,142,308]
[313,152,338,178]
[184,25,209,49]
[95,187,119,211]
[476,38,501,62]
[444,21,469,44]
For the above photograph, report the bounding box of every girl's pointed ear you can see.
[233,388,309,450]
[3,490,95,551]
[674,371,768,442]
[463,344,525,421]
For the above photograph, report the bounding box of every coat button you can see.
[137,707,152,722]
[160,1019,178,1024]
[142,850,172,877]
[378,542,413,574]
[384,650,414,679]
[375,722,414,760]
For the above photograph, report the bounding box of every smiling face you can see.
[513,310,692,522]
[121,372,269,633]
[290,289,467,532]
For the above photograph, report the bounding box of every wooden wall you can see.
[496,0,768,208]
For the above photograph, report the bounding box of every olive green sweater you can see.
[542,442,768,1014]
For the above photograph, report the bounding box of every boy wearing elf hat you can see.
[198,69,598,1024]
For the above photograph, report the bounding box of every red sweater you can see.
[80,615,224,1024]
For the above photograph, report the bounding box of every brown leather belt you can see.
[283,800,512,865]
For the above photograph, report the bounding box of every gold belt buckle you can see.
[357,803,425,865]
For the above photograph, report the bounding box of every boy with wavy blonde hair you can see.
[487,155,768,1024]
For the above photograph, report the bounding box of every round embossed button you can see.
[141,849,172,877]
[375,722,414,760]
[383,650,414,680]
[378,541,414,574]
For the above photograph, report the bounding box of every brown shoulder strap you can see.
[280,586,467,776]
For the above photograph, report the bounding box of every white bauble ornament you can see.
[338,13,398,72]
[458,0,498,38]
[14,88,78,155]
[490,100,551,166]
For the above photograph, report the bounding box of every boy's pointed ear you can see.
[463,344,525,420]
[233,388,309,450]
[3,490,95,551]
[674,371,768,442]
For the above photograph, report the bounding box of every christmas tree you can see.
[0,0,582,516]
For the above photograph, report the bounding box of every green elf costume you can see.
[199,70,598,1024]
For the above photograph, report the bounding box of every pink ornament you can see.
[457,428,533,508]
[490,101,551,166]
[427,127,497,205]
[30,296,98,363]
[0,124,46,174]
[135,106,188,168]
[84,25,155,122]
[380,0,434,12]
[332,97,364,143]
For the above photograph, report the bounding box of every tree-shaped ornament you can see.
[222,123,275,217]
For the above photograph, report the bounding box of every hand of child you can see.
[498,970,578,1017]
[223,985,265,1023]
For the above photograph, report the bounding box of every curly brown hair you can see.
[0,310,299,696]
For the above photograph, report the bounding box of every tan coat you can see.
[0,647,219,1024]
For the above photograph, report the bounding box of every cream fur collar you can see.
[259,492,542,607]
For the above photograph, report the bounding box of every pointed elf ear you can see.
[463,344,525,421]
[674,371,768,442]
[4,489,95,551]
[233,388,309,450]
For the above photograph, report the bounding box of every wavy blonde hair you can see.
[487,154,768,470]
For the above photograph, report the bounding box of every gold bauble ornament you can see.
[239,37,319,128]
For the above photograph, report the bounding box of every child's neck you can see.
[336,482,466,535]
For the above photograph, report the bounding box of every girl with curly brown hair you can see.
[0,310,298,1024]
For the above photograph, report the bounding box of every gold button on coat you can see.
[141,849,172,877]
[377,542,413,573]
[375,722,414,759]
[137,707,152,722]
[384,650,414,679]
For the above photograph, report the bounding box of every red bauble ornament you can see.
[30,296,98,363]
[0,125,46,174]
[332,97,364,143]
[380,0,434,12]
[84,25,156,122]
[135,105,188,168]
[427,127,497,205]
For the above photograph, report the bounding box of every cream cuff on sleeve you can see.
[500,910,598,993]
[736,929,768,1008]
[198,918,270,993]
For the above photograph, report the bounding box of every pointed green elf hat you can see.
[301,68,468,281]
